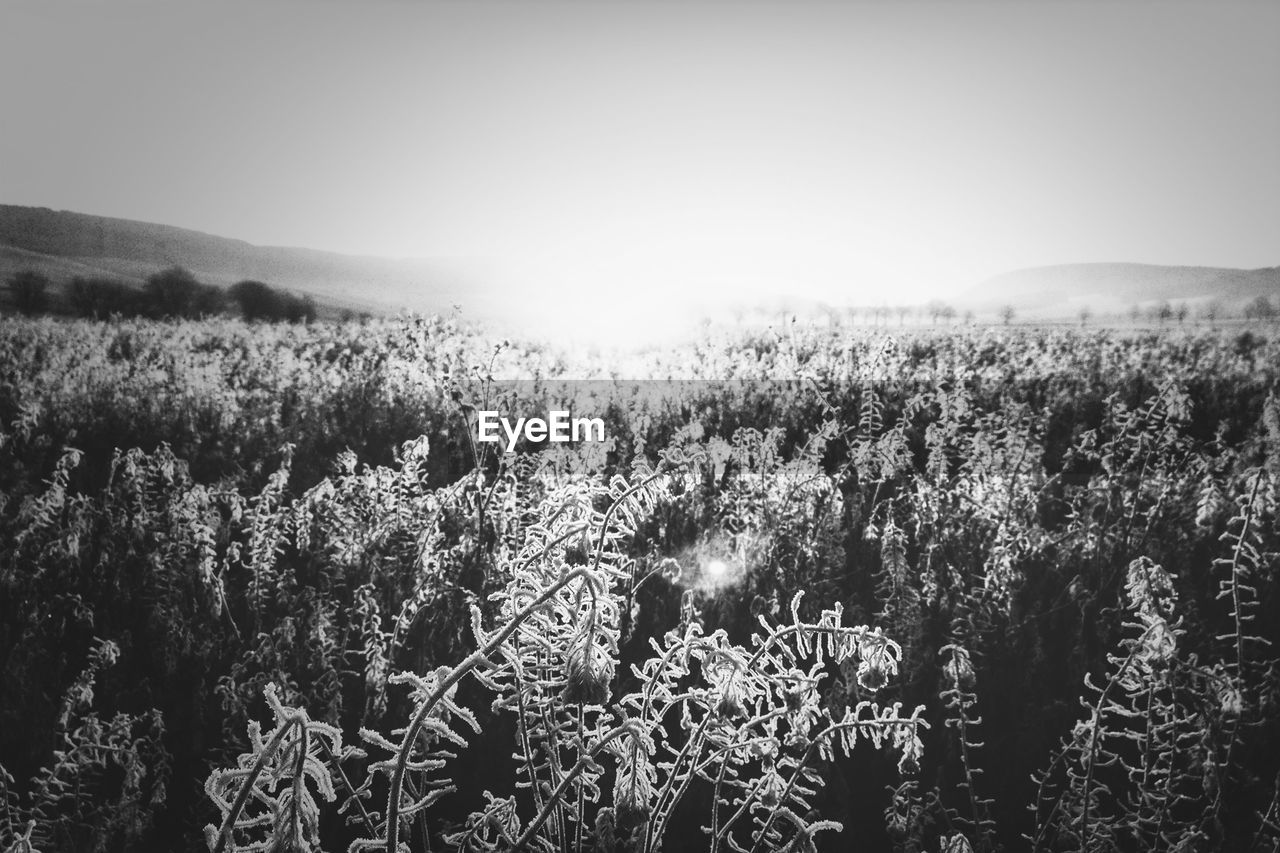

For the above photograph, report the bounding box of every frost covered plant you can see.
[204,683,342,853]
[1124,556,1180,666]
[1029,558,1191,853]
[937,645,995,852]
[562,628,616,706]
[608,725,657,829]
[857,627,902,691]
[624,592,927,853]
[941,834,975,853]
[0,638,169,853]
[942,644,975,692]
[202,449,927,853]
[1029,529,1276,853]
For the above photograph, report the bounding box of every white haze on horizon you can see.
[1,0,1276,340]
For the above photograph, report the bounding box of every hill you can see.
[965,262,1279,317]
[0,205,482,318]
[4,205,1273,329]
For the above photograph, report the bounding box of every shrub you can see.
[68,276,146,318]
[6,271,50,315]
[143,267,224,319]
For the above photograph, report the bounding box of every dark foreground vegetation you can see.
[0,316,1277,853]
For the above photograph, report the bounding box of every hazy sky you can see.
[2,0,1277,309]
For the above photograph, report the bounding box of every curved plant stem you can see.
[383,564,597,853]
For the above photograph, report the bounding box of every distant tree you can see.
[1155,301,1174,325]
[195,282,226,316]
[68,277,146,319]
[925,300,952,325]
[282,293,317,324]
[896,306,911,326]
[940,304,957,325]
[8,270,50,315]
[1203,299,1223,327]
[144,266,222,318]
[963,309,975,325]
[228,280,315,324]
[1078,305,1092,327]
[999,304,1015,326]
[1129,304,1141,324]
[1244,295,1275,321]
[229,280,284,322]
[1175,302,1188,325]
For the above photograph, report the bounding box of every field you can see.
[0,315,1277,853]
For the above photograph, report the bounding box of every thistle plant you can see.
[938,644,996,853]
[205,683,343,853]
[0,639,169,853]
[202,447,927,852]
[4,319,1279,852]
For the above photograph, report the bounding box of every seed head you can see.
[856,630,900,691]
[563,641,614,705]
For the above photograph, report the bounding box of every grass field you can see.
[0,315,1277,852]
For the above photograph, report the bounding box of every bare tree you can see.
[999,304,1016,326]
[925,300,951,325]
[1203,299,1223,328]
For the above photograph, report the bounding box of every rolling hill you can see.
[3,204,1274,328]
[965,262,1279,317]
[0,205,484,318]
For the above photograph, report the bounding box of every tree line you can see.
[4,267,317,323]
[831,296,1276,327]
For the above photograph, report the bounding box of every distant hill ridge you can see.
[968,262,1279,315]
[2,204,1274,323]
[0,204,477,316]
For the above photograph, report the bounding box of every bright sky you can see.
[2,0,1277,314]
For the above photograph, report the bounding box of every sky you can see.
[1,0,1277,320]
